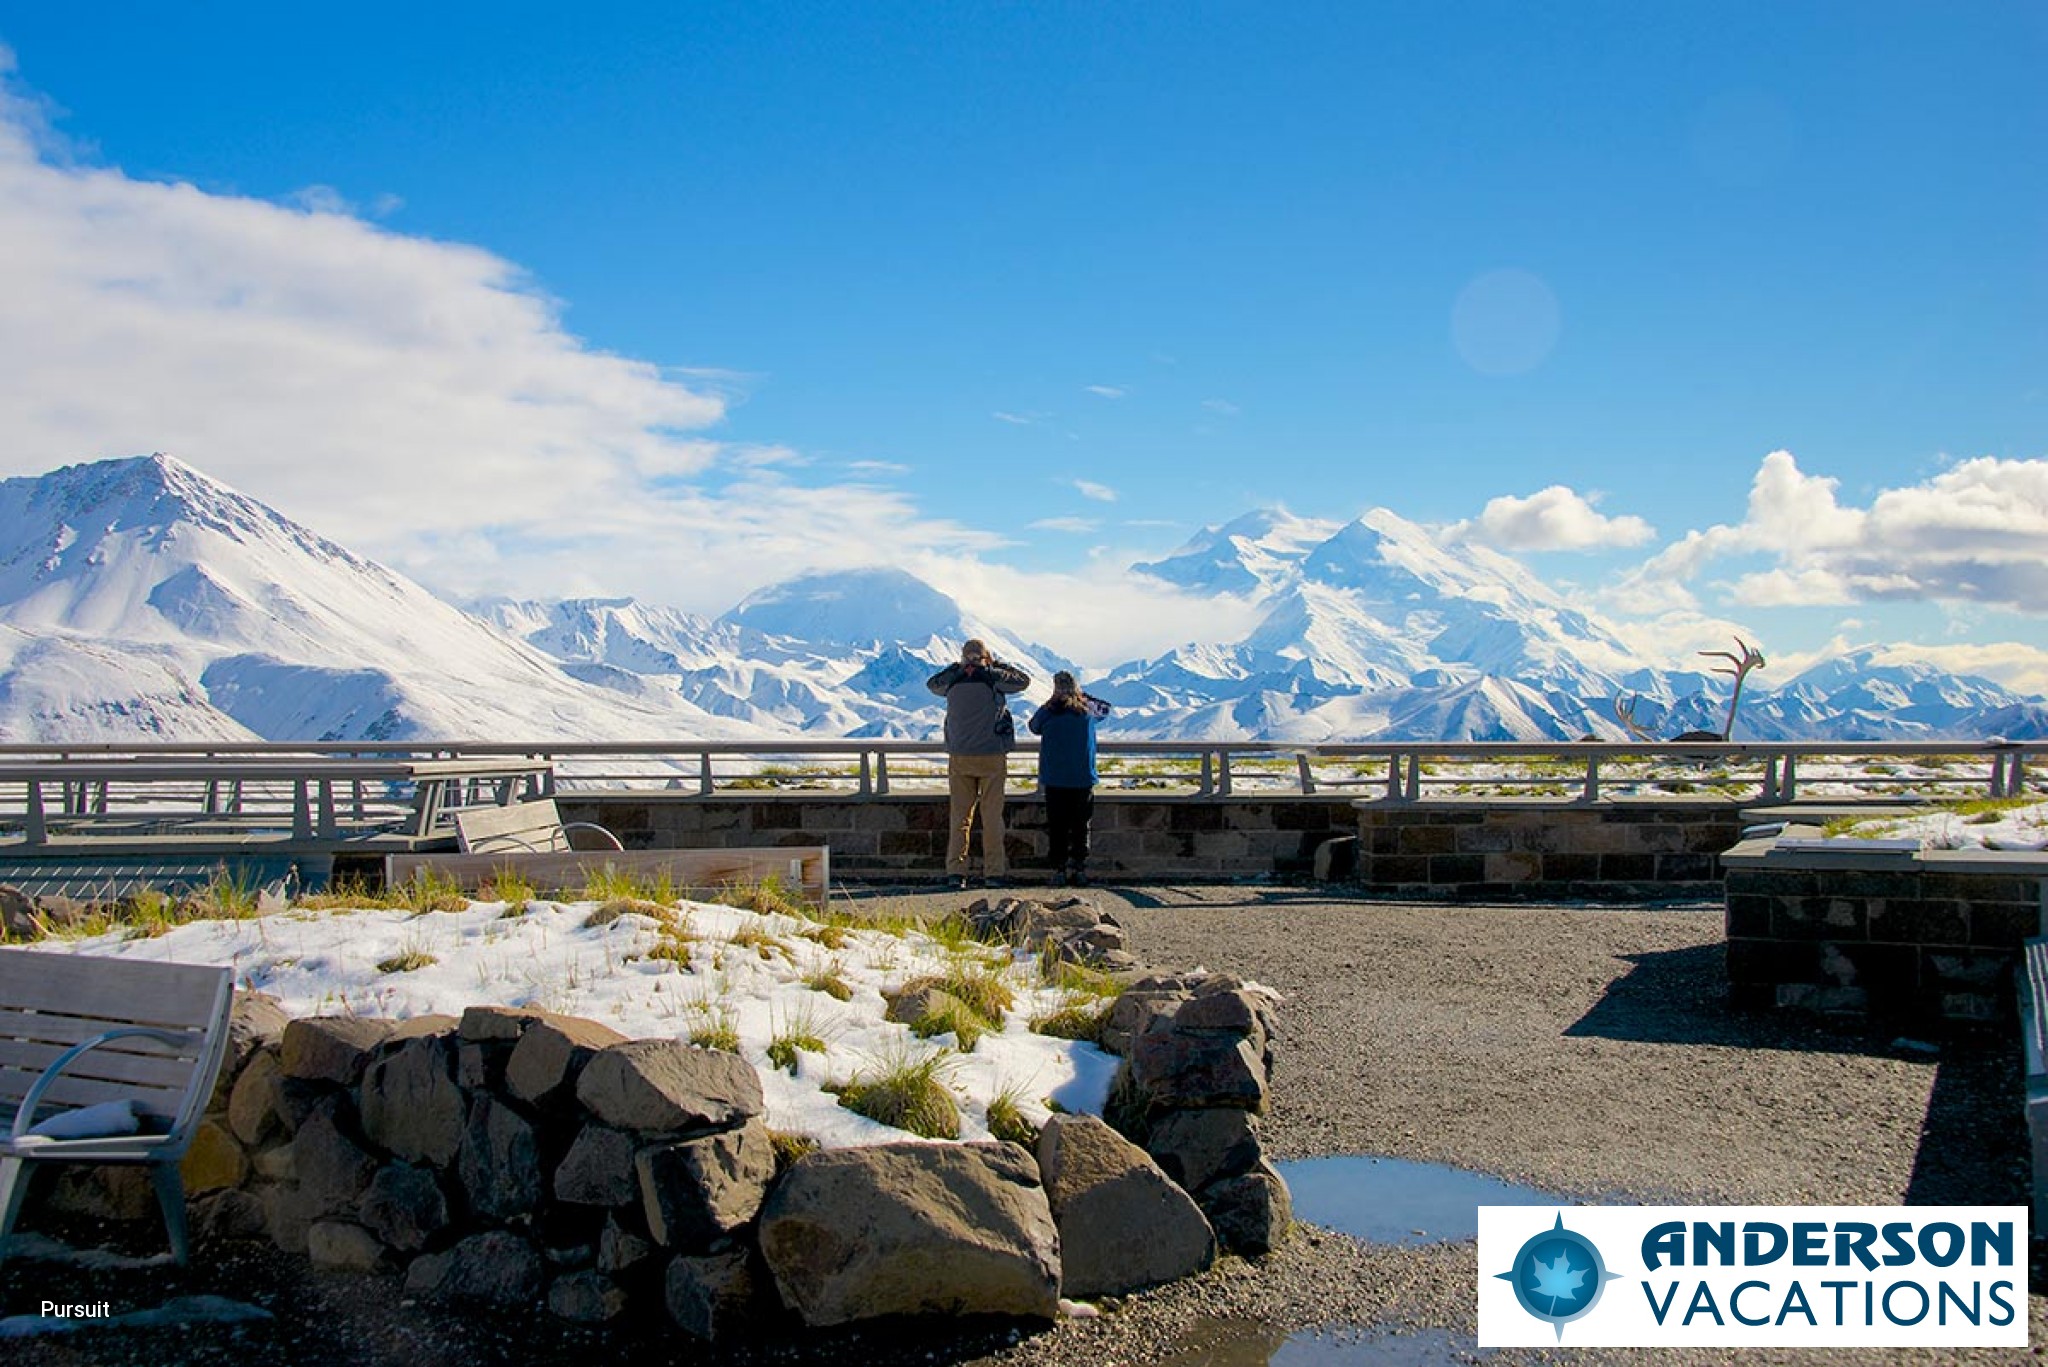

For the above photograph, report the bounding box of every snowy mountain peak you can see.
[721,567,972,648]
[1132,507,1340,596]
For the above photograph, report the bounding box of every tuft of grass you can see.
[1029,994,1111,1044]
[376,935,438,974]
[984,1081,1039,1147]
[803,959,854,1002]
[396,867,468,915]
[831,1047,961,1140]
[585,897,672,928]
[1041,956,1126,1000]
[798,921,848,950]
[910,995,986,1052]
[185,869,263,919]
[765,1001,831,1075]
[688,1005,742,1054]
[726,920,793,962]
[292,876,399,912]
[896,966,1014,1026]
[767,1129,819,1174]
[707,875,808,921]
[479,867,538,906]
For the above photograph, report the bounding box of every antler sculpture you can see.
[1611,636,1766,743]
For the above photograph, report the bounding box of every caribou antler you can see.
[1612,691,1660,743]
[1697,636,1765,741]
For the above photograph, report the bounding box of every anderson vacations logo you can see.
[1478,1205,2027,1348]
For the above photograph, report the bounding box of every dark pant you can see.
[1044,786,1094,871]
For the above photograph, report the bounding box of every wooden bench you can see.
[2022,936,2048,1229]
[1,950,235,1266]
[453,798,623,855]
[386,844,832,911]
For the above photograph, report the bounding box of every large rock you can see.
[547,1270,629,1324]
[506,1014,629,1107]
[293,1099,377,1217]
[459,1005,546,1043]
[228,1048,285,1147]
[190,1188,267,1243]
[359,1162,451,1254]
[598,1214,656,1274]
[1035,1114,1214,1296]
[576,1039,763,1135]
[1200,1160,1293,1256]
[883,984,968,1027]
[280,1017,398,1085]
[758,1141,1059,1326]
[458,1094,543,1220]
[308,1219,386,1272]
[554,1123,640,1207]
[180,1119,248,1194]
[405,1230,545,1309]
[637,1121,777,1248]
[1126,1027,1268,1114]
[212,993,291,1106]
[361,1035,465,1166]
[666,1248,769,1340]
[1145,1107,1262,1192]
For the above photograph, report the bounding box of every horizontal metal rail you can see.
[0,740,2038,808]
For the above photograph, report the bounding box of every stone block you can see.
[1866,897,1968,947]
[555,1123,641,1207]
[577,1038,764,1135]
[638,1120,777,1248]
[180,1119,247,1193]
[359,1162,450,1254]
[1036,1114,1214,1296]
[361,1035,465,1166]
[280,1017,397,1085]
[459,1094,543,1221]
[506,1013,629,1107]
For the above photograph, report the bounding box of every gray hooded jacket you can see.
[926,660,1031,755]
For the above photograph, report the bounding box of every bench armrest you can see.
[9,1027,198,1142]
[562,822,624,851]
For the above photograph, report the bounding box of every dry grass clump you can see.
[984,1082,1039,1147]
[767,1129,820,1175]
[831,1047,961,1140]
[1029,993,1112,1044]
[584,897,673,928]
[687,1005,742,1054]
[909,995,988,1052]
[896,966,1014,1026]
[802,960,855,1002]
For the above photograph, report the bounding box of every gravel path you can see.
[4,883,2039,1365]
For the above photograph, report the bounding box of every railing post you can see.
[876,751,891,796]
[1198,752,1214,797]
[1297,753,1315,795]
[1404,754,1423,802]
[1386,755,1402,801]
[1761,755,1781,803]
[698,752,713,797]
[857,751,872,797]
[1218,751,1233,797]
[25,779,45,844]
[292,779,312,840]
[1781,753,1799,803]
[1581,755,1600,803]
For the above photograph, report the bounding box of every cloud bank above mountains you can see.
[0,48,2043,684]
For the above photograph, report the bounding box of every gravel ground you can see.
[4,882,2041,1365]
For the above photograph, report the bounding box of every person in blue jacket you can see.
[1028,671,1111,886]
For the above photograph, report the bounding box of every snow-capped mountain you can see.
[0,455,752,742]
[0,455,2038,744]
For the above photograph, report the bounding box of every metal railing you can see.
[0,739,2038,808]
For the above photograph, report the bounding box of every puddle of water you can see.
[1155,1318,1485,1366]
[1273,1155,1563,1246]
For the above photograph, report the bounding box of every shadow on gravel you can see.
[1567,942,2033,1258]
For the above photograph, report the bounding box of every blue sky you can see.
[0,4,2043,681]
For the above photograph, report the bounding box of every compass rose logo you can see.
[1493,1213,1622,1340]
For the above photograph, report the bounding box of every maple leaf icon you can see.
[1527,1249,1588,1313]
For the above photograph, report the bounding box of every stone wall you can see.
[559,793,1357,881]
[554,793,1747,896]
[1354,799,1744,900]
[25,901,1291,1341]
[1721,836,2048,1022]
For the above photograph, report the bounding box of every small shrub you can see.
[767,1129,819,1175]
[479,867,538,906]
[984,1083,1039,1147]
[832,1048,961,1140]
[688,1006,742,1054]
[910,996,985,1052]
[1029,994,1110,1043]
[185,869,263,919]
[397,867,467,915]
[897,967,1014,1026]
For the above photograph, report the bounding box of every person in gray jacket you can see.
[926,639,1031,888]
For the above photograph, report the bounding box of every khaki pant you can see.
[945,752,1009,876]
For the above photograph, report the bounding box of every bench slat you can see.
[0,1068,186,1118]
[0,1010,208,1052]
[455,800,573,854]
[0,953,230,1027]
[0,1038,202,1094]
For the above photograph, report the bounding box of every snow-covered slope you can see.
[0,455,753,742]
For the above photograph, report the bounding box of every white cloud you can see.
[992,411,1035,425]
[1201,398,1241,416]
[1029,516,1100,533]
[0,55,1008,617]
[1073,479,1117,503]
[1082,384,1126,399]
[845,459,910,476]
[1627,450,2048,613]
[1456,485,1654,551]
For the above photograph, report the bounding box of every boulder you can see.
[459,1004,546,1043]
[359,1162,451,1254]
[1035,1114,1214,1296]
[361,1035,465,1166]
[883,984,968,1027]
[0,883,35,939]
[405,1230,544,1309]
[637,1120,777,1248]
[190,1188,268,1243]
[1100,990,1186,1058]
[576,1039,763,1135]
[1127,1026,1268,1113]
[212,993,291,1106]
[598,1214,657,1274]
[261,1182,318,1254]
[179,1119,248,1194]
[293,1099,377,1217]
[666,1248,770,1341]
[554,1123,640,1208]
[506,1013,628,1107]
[458,1094,543,1221]
[547,1270,629,1324]
[1144,1107,1262,1193]
[227,1048,285,1147]
[758,1141,1059,1326]
[307,1219,386,1272]
[280,1016,398,1086]
[1200,1160,1293,1256]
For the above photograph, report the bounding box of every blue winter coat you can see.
[1028,701,1098,788]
